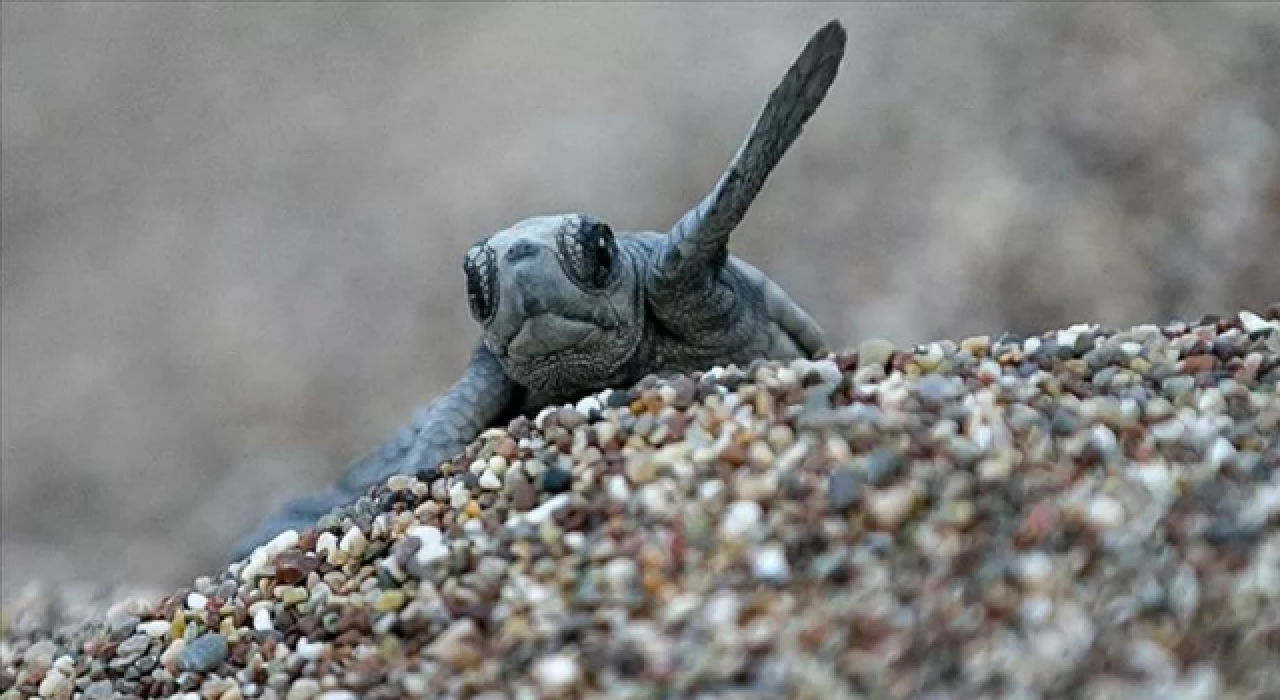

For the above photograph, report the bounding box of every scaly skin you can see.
[231,20,846,560]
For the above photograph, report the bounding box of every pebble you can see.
[858,337,896,368]
[866,483,917,530]
[252,607,274,632]
[721,500,764,539]
[827,466,861,513]
[179,633,228,673]
[532,653,581,694]
[37,669,72,700]
[751,544,791,584]
[3,309,1277,699]
[1087,495,1127,529]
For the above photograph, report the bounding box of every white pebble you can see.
[575,395,602,416]
[37,668,72,700]
[1206,437,1236,469]
[285,679,320,700]
[311,530,336,552]
[751,544,791,584]
[294,638,329,661]
[408,525,450,568]
[253,606,274,632]
[606,474,630,502]
[265,529,299,556]
[698,479,725,501]
[479,470,503,491]
[239,549,271,582]
[1087,495,1126,529]
[604,558,639,590]
[316,692,358,700]
[339,527,368,557]
[1239,310,1278,334]
[1089,424,1118,455]
[524,493,571,525]
[138,620,172,638]
[533,653,581,693]
[449,481,471,509]
[1017,551,1055,590]
[186,592,208,611]
[1020,593,1055,626]
[721,500,764,539]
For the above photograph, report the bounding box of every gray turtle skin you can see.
[231,20,845,560]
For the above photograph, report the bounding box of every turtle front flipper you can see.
[650,20,845,318]
[228,342,518,561]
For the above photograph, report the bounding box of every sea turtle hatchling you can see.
[231,19,846,559]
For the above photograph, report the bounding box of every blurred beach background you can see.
[3,3,1279,593]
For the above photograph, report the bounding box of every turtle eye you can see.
[559,217,617,290]
[463,243,497,323]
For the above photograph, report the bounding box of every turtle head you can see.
[462,213,645,395]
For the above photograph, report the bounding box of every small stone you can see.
[186,592,209,610]
[375,590,407,613]
[339,527,368,558]
[274,549,319,585]
[449,481,471,509]
[22,639,57,668]
[538,464,573,494]
[827,467,861,513]
[253,607,274,632]
[752,544,791,584]
[425,619,484,668]
[159,638,186,670]
[858,337,896,369]
[37,669,72,700]
[82,679,116,700]
[721,500,764,539]
[314,531,339,557]
[179,633,229,673]
[533,653,581,694]
[285,679,321,700]
[115,633,152,660]
[479,469,503,491]
[866,484,917,530]
[139,619,172,638]
[1016,551,1054,590]
[916,374,959,403]
[1086,495,1126,529]
[864,447,904,486]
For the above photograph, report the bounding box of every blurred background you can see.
[3,3,1279,594]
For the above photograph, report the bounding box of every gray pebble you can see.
[827,466,861,513]
[864,448,905,486]
[82,679,116,700]
[916,374,960,403]
[180,632,230,673]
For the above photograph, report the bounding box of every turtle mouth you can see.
[504,315,600,359]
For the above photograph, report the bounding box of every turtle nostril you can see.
[506,241,539,263]
[520,294,545,317]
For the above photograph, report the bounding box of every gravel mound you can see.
[4,308,1279,699]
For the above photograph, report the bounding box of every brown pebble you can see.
[510,473,537,512]
[274,550,319,585]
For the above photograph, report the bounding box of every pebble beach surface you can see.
[4,308,1280,699]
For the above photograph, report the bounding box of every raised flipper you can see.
[228,342,517,561]
[651,20,846,301]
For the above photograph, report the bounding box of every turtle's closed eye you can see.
[463,244,498,323]
[559,217,617,290]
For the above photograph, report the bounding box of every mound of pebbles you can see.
[5,308,1280,699]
